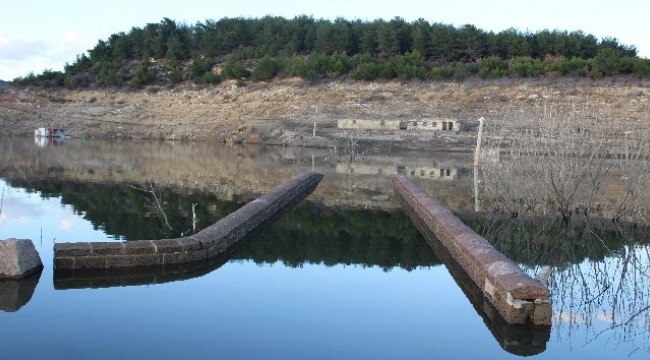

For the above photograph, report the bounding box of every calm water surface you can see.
[0,137,648,359]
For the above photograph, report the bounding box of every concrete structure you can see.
[54,172,323,271]
[428,223,549,355]
[0,239,44,279]
[337,119,402,130]
[406,119,458,131]
[335,163,457,180]
[337,118,460,132]
[393,175,551,325]
[402,166,457,180]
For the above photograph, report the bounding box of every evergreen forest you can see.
[12,16,650,88]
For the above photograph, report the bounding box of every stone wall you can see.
[337,119,402,130]
[335,163,458,180]
[54,172,323,271]
[406,119,459,131]
[393,175,551,325]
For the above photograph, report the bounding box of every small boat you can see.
[34,127,69,138]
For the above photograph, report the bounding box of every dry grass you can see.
[479,99,650,225]
[1,77,649,144]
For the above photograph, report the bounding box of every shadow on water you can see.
[54,244,238,290]
[53,203,442,288]
[426,229,550,356]
[0,269,42,312]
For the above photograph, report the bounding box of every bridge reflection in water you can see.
[5,136,649,356]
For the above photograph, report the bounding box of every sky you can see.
[0,0,648,81]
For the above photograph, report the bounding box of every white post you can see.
[192,203,198,234]
[474,117,485,212]
[312,106,318,137]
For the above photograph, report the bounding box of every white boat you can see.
[34,127,69,138]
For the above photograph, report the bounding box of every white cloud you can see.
[555,311,585,324]
[0,31,47,62]
[0,28,93,80]
[60,217,79,230]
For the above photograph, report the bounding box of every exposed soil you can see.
[1,77,649,151]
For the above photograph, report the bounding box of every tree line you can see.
[8,178,438,270]
[12,16,650,88]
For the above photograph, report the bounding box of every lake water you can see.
[1,137,648,359]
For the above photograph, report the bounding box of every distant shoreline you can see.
[1,77,649,151]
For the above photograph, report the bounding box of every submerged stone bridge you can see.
[393,175,551,325]
[54,172,323,271]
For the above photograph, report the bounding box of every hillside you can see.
[11,16,649,89]
[1,77,649,151]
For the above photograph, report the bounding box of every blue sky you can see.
[0,0,647,81]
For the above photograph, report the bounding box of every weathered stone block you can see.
[90,242,125,256]
[181,238,203,252]
[54,242,92,257]
[54,257,75,270]
[123,241,156,254]
[153,239,183,253]
[132,254,163,267]
[186,249,208,263]
[74,256,106,270]
[393,175,551,325]
[0,239,44,279]
[52,172,324,276]
[106,255,137,268]
[162,252,187,265]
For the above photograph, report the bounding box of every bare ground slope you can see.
[1,77,649,150]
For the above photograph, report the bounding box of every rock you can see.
[0,239,44,279]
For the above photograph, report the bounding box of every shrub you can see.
[351,53,375,68]
[429,66,451,80]
[593,48,620,76]
[252,55,278,81]
[190,57,215,82]
[202,72,222,84]
[393,51,428,79]
[351,62,380,80]
[222,56,250,79]
[379,59,397,79]
[479,55,507,78]
[327,51,352,76]
[451,62,471,80]
[631,58,650,76]
[284,55,307,77]
[563,57,588,76]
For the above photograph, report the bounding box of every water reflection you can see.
[467,215,650,357]
[0,136,474,214]
[54,248,233,289]
[427,229,550,356]
[0,270,42,312]
[53,203,441,288]
[1,136,649,358]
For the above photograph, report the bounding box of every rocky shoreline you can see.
[1,77,648,151]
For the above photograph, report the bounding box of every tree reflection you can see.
[474,111,650,355]
[467,215,650,356]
